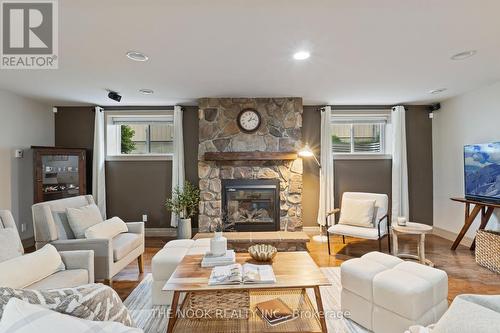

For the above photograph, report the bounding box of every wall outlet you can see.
[142,214,148,223]
[21,224,26,233]
[15,149,24,158]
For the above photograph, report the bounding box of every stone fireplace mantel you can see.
[198,97,304,232]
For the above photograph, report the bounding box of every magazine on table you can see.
[201,250,236,267]
[208,263,276,285]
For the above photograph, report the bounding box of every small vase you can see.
[177,218,192,239]
[210,231,227,257]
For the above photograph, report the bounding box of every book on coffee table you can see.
[201,250,236,267]
[255,298,298,326]
[208,263,276,285]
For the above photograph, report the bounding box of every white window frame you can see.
[331,110,392,160]
[105,110,174,161]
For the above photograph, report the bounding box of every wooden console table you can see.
[450,197,499,250]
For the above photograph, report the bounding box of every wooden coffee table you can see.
[163,252,330,333]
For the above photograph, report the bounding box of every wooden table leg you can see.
[166,291,180,333]
[451,204,482,250]
[470,207,494,250]
[418,234,426,264]
[392,230,399,256]
[313,286,327,333]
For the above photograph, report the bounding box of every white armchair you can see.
[326,192,391,255]
[32,195,144,286]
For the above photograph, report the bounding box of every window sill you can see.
[106,154,173,162]
[333,154,392,160]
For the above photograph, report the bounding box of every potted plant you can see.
[165,181,200,239]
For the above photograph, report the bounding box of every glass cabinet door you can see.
[33,148,86,203]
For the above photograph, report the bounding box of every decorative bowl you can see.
[248,244,277,262]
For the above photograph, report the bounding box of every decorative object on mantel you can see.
[475,229,500,273]
[237,108,262,133]
[165,181,200,239]
[248,244,277,262]
[209,219,227,256]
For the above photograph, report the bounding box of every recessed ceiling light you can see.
[429,88,447,94]
[450,50,477,60]
[126,51,149,62]
[139,89,154,95]
[293,51,310,60]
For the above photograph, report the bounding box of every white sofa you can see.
[341,251,448,333]
[32,195,144,285]
[405,294,500,333]
[152,238,211,305]
[0,210,94,289]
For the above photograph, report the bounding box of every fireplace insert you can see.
[222,179,280,231]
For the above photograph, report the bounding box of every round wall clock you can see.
[237,108,262,133]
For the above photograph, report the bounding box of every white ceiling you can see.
[1,0,499,106]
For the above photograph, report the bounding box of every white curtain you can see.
[171,105,185,227]
[92,106,106,219]
[317,106,335,226]
[391,105,409,222]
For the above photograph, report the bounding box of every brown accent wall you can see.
[406,106,433,225]
[54,107,95,193]
[301,105,433,226]
[105,161,171,227]
[54,106,200,228]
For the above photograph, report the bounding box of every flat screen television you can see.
[464,142,500,203]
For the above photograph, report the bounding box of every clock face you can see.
[237,109,261,133]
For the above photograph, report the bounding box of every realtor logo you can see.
[1,0,58,69]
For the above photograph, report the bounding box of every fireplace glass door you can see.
[223,180,280,231]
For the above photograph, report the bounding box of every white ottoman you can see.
[341,252,404,330]
[151,239,210,305]
[341,252,448,333]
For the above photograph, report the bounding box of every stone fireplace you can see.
[198,97,303,232]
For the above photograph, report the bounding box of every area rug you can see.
[124,267,369,333]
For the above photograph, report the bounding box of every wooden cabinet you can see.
[33,147,87,203]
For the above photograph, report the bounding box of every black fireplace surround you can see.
[221,179,280,232]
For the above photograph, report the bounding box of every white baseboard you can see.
[432,227,473,247]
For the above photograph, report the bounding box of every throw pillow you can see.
[0,283,134,327]
[0,299,142,333]
[338,198,376,228]
[0,228,23,262]
[0,244,65,289]
[66,204,103,238]
[85,216,128,239]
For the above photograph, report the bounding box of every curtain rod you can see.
[101,106,177,111]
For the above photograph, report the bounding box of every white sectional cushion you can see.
[0,244,65,289]
[25,269,89,290]
[66,204,103,238]
[112,233,142,261]
[393,262,448,304]
[361,251,404,268]
[163,239,195,248]
[373,268,437,319]
[432,294,500,333]
[341,257,393,301]
[0,228,22,262]
[339,198,376,227]
[0,299,142,333]
[85,217,128,240]
[152,247,190,281]
[193,238,211,247]
[328,223,386,239]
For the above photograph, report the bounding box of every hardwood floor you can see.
[113,233,500,302]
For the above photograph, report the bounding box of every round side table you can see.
[392,222,434,267]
